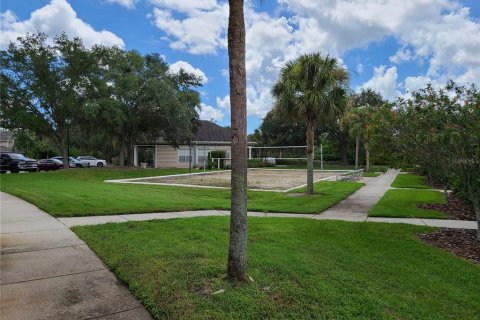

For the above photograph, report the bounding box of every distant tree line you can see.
[249,88,386,169]
[1,33,201,167]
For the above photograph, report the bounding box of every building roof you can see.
[136,120,254,146]
[0,131,14,141]
[193,120,231,142]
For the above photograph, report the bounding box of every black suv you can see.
[0,152,38,173]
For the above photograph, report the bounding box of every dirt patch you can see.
[418,194,476,221]
[133,169,342,191]
[418,228,480,265]
[189,281,214,299]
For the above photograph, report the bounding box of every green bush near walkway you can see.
[73,217,480,319]
[0,168,362,217]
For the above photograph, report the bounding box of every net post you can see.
[203,146,206,172]
[320,144,324,172]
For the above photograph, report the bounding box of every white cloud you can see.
[283,0,480,93]
[104,0,138,9]
[216,95,230,111]
[280,0,456,55]
[150,0,219,14]
[169,60,208,84]
[356,63,364,74]
[390,48,413,64]
[1,0,124,48]
[198,103,225,121]
[404,76,437,94]
[359,66,400,101]
[150,2,228,54]
[151,0,480,115]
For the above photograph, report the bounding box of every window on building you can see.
[178,147,192,163]
[198,155,207,163]
[197,147,210,164]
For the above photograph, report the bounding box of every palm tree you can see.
[272,53,349,194]
[227,0,248,282]
[348,89,386,171]
[346,106,371,170]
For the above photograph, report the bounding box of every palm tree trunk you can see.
[227,0,248,282]
[306,119,315,194]
[339,134,348,165]
[355,134,359,170]
[127,140,134,166]
[119,143,125,167]
[364,142,370,171]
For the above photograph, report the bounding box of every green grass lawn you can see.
[369,189,447,219]
[0,168,363,217]
[73,217,480,319]
[391,173,431,189]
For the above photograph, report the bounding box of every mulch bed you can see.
[425,179,445,190]
[418,229,480,265]
[418,194,476,221]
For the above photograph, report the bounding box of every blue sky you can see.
[2,0,479,133]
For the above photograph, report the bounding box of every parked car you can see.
[51,156,88,168]
[38,158,64,171]
[0,152,38,173]
[77,156,107,167]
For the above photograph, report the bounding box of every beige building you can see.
[0,131,15,152]
[134,121,236,168]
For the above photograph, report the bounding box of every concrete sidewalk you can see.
[57,209,478,229]
[0,192,152,320]
[319,169,400,221]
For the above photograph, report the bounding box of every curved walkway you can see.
[320,169,400,221]
[57,208,477,229]
[55,169,477,230]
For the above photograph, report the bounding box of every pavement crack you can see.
[1,268,108,286]
[84,307,148,320]
[1,244,86,256]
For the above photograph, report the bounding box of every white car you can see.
[77,156,107,167]
[51,156,89,168]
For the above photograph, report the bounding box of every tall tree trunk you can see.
[127,139,134,166]
[118,136,126,166]
[364,142,370,171]
[119,143,125,167]
[227,0,248,282]
[59,134,69,169]
[306,118,315,194]
[355,134,360,170]
[339,134,348,165]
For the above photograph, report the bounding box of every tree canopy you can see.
[1,33,202,166]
